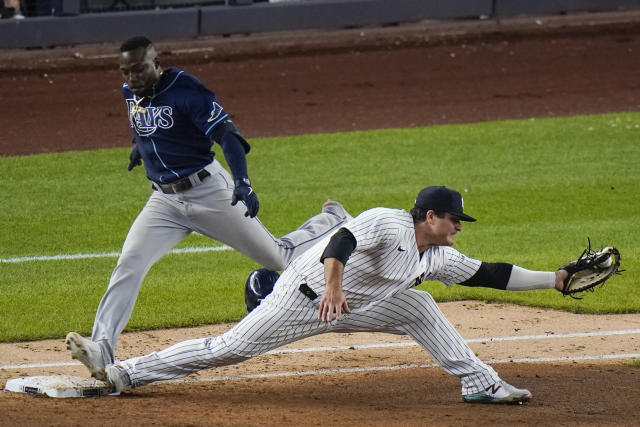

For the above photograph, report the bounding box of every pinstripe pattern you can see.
[334,290,499,394]
[289,208,481,309]
[117,208,501,395]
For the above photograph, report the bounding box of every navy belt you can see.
[154,169,211,194]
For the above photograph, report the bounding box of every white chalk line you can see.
[185,352,640,384]
[270,328,640,354]
[0,245,232,263]
[2,329,638,371]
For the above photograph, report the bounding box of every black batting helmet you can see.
[244,268,280,313]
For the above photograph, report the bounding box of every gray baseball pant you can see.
[92,160,351,365]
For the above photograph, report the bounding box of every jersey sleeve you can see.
[344,208,402,253]
[177,73,230,136]
[431,246,482,287]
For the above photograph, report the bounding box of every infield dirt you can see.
[1,10,639,426]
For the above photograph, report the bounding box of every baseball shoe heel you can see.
[463,380,531,404]
[104,365,130,395]
[65,332,106,380]
[321,200,352,220]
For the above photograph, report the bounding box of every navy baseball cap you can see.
[414,186,476,222]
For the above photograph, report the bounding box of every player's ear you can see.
[425,210,435,224]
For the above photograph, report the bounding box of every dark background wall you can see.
[1,0,640,49]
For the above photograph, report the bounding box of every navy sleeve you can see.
[177,71,230,136]
[210,120,251,180]
[458,262,513,290]
[219,131,249,181]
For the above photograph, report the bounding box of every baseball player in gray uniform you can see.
[65,36,352,381]
[89,186,569,404]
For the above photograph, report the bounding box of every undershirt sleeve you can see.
[506,266,555,290]
[458,262,513,289]
[459,262,555,290]
[320,228,357,265]
[210,120,251,180]
[217,131,249,180]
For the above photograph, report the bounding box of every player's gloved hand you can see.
[128,143,142,171]
[231,178,259,218]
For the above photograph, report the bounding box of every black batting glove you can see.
[128,143,142,171]
[231,178,259,218]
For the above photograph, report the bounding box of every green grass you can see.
[1,112,638,342]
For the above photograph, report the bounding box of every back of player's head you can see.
[120,36,153,53]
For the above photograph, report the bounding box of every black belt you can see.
[154,169,211,194]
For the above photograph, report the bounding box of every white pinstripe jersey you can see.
[287,207,482,310]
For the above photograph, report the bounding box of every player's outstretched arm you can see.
[458,262,564,292]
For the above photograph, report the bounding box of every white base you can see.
[4,375,116,398]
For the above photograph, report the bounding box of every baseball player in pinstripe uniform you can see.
[94,185,569,404]
[65,36,352,381]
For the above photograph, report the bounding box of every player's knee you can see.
[199,336,251,364]
[398,291,438,323]
[209,334,269,360]
[256,255,285,272]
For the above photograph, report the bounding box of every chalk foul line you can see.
[186,352,640,384]
[2,328,638,371]
[0,245,232,263]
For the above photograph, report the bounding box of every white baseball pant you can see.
[116,268,501,395]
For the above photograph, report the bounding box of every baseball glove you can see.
[560,239,622,299]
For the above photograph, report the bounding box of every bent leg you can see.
[338,289,501,395]
[186,165,351,270]
[92,193,190,364]
[276,201,353,266]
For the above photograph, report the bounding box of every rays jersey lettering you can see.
[121,68,233,183]
[126,100,174,136]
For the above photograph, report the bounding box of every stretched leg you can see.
[115,269,326,387]
[337,289,501,395]
[185,163,351,270]
[92,193,191,365]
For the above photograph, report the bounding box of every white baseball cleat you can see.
[463,381,532,404]
[104,365,130,394]
[65,332,106,381]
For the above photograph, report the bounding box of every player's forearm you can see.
[319,257,350,322]
[218,132,249,180]
[323,258,345,293]
[505,266,556,291]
